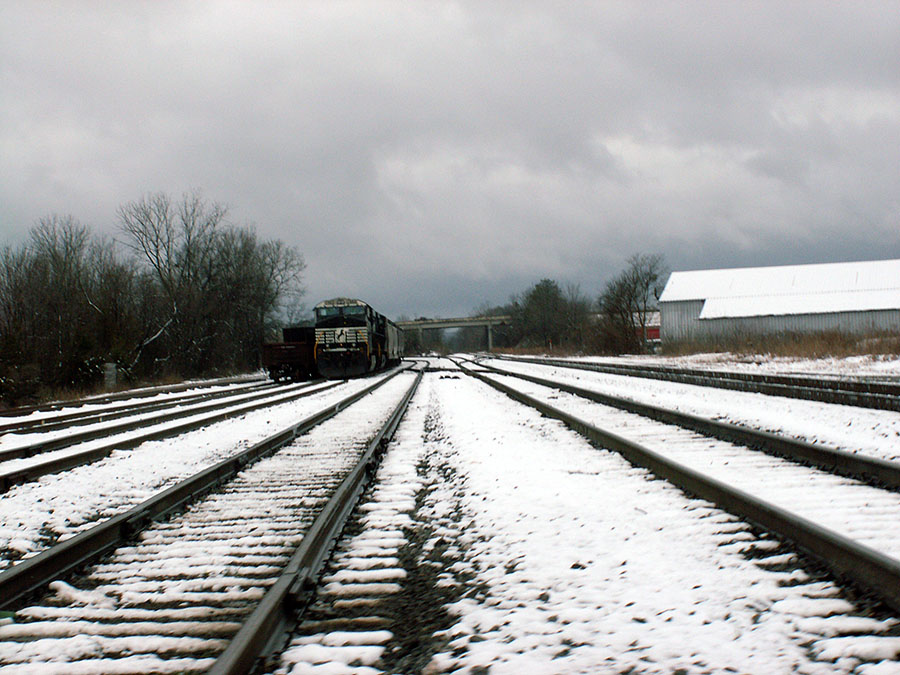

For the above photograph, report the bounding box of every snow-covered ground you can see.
[0,376,392,571]
[0,378,267,426]
[0,373,420,672]
[483,357,900,464]
[525,352,900,379]
[274,368,900,674]
[4,361,900,673]
[0,382,324,465]
[484,370,900,561]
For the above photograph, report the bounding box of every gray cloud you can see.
[2,1,898,320]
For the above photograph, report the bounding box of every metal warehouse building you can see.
[658,259,900,345]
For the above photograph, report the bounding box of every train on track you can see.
[260,326,317,382]
[262,298,403,381]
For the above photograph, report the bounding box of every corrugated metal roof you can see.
[659,259,900,319]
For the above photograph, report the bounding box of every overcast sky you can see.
[2,2,899,319]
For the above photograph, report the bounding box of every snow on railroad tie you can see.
[0,377,384,574]
[0,375,417,672]
[484,357,900,464]
[274,372,900,674]
[273,377,438,674]
[491,373,900,564]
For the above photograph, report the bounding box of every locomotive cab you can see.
[313,297,402,379]
[314,298,376,378]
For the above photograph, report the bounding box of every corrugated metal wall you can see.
[660,300,704,342]
[661,301,900,344]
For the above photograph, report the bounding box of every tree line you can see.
[0,192,304,404]
[449,254,668,354]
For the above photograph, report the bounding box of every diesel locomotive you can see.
[313,298,403,378]
[262,299,403,381]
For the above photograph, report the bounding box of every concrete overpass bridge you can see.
[397,315,511,351]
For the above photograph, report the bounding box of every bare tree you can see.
[210,226,305,368]
[563,282,592,350]
[29,216,95,382]
[628,253,668,344]
[118,192,227,371]
[0,215,138,389]
[0,246,30,363]
[0,197,306,401]
[599,253,668,353]
[85,235,140,363]
[118,192,307,375]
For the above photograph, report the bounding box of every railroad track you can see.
[0,375,404,578]
[496,354,900,412]
[0,374,267,419]
[0,380,343,493]
[474,359,900,490]
[455,358,900,613]
[3,359,899,671]
[0,367,422,672]
[0,380,277,436]
[263,360,900,672]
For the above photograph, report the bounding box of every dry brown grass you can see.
[662,332,900,359]
[490,345,593,357]
[489,331,900,361]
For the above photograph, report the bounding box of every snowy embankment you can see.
[275,369,900,674]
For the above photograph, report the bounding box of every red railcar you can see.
[261,326,316,382]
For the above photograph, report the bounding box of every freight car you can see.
[261,326,316,382]
[314,298,403,378]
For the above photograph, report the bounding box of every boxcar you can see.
[261,326,316,381]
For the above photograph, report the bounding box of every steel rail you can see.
[0,366,409,612]
[0,381,348,493]
[0,381,277,436]
[495,355,900,412]
[0,373,267,418]
[474,359,900,491]
[459,362,900,614]
[0,381,318,463]
[498,355,900,395]
[209,367,424,675]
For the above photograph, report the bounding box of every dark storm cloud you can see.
[2,2,898,319]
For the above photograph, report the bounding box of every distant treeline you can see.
[0,192,304,404]
[430,254,668,355]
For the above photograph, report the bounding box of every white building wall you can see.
[658,259,900,345]
[660,300,704,342]
[661,302,900,344]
